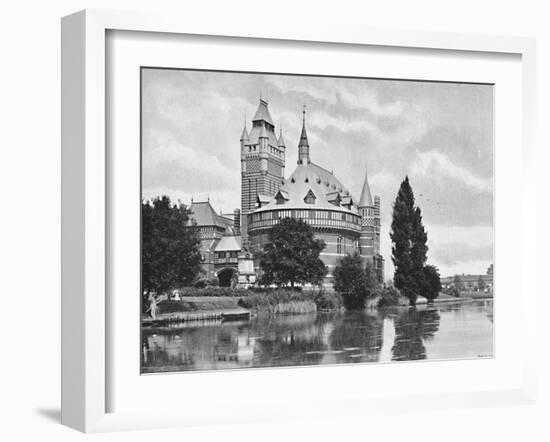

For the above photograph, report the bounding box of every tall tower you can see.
[240,98,285,246]
[358,165,384,282]
[358,166,376,258]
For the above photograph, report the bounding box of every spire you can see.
[359,165,374,208]
[240,116,249,141]
[298,104,310,165]
[278,126,286,148]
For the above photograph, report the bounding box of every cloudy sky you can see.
[142,68,494,279]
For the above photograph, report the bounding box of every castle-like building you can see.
[190,97,384,286]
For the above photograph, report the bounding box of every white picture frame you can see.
[61,9,537,433]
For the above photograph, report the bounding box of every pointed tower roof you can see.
[252,98,274,126]
[278,127,286,147]
[359,166,374,207]
[297,104,310,165]
[298,106,309,149]
[240,123,249,141]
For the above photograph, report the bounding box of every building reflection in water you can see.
[142,301,492,373]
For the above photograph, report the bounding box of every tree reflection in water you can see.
[390,307,441,361]
[141,301,495,374]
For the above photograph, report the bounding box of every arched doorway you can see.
[217,268,236,287]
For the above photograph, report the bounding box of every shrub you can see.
[377,286,402,307]
[314,291,343,311]
[333,253,378,310]
[176,287,249,297]
[237,288,338,314]
[421,264,442,303]
[443,286,460,298]
[193,277,219,288]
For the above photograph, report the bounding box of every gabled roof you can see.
[189,201,234,231]
[252,98,274,126]
[215,235,242,252]
[189,201,219,226]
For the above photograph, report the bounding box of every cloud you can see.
[410,151,493,193]
[142,129,236,198]
[337,87,405,117]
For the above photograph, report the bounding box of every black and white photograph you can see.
[140,68,494,374]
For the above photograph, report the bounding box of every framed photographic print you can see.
[61,9,537,432]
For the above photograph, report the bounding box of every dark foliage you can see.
[390,177,433,306]
[259,217,327,287]
[453,274,464,291]
[421,264,442,303]
[377,286,402,307]
[333,253,378,310]
[142,196,202,311]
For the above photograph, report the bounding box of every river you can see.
[141,299,493,373]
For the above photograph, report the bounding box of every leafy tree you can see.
[390,177,429,306]
[259,217,327,287]
[142,196,202,311]
[477,276,486,291]
[333,253,377,310]
[421,265,442,304]
[453,274,464,292]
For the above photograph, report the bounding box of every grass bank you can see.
[238,289,342,315]
[146,289,343,323]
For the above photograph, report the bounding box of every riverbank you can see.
[393,291,493,306]
[142,289,342,325]
[142,296,249,326]
[141,290,494,326]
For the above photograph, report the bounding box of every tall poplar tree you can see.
[390,177,431,306]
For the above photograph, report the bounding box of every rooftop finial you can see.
[302,103,306,124]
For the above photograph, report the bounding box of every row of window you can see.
[215,251,238,259]
[246,144,283,157]
[250,209,360,224]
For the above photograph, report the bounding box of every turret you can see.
[278,127,286,150]
[358,165,375,258]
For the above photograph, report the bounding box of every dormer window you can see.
[327,191,342,207]
[275,190,289,205]
[304,189,316,205]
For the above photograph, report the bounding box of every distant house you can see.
[441,264,494,292]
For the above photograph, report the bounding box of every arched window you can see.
[337,237,343,254]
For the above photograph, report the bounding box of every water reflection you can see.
[142,300,493,373]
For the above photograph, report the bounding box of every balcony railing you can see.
[248,211,361,234]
